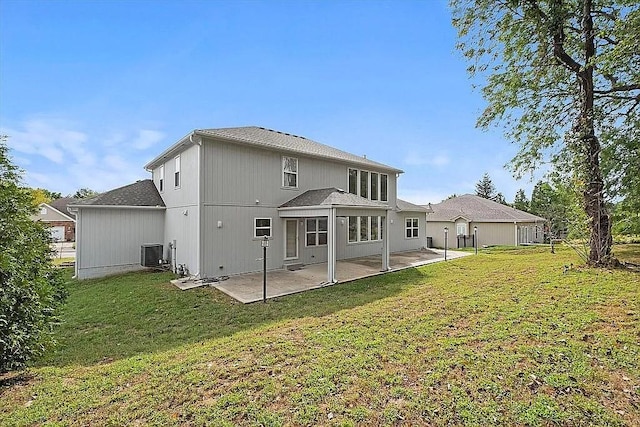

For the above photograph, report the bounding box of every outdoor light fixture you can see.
[444,227,449,261]
[474,226,478,255]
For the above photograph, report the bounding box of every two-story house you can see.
[70,127,427,280]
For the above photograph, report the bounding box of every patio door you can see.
[285,219,298,259]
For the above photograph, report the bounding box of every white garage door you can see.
[50,226,65,241]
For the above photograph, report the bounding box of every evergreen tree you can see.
[475,173,497,200]
[513,189,530,212]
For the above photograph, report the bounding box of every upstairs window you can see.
[348,168,358,195]
[254,218,272,238]
[40,207,47,215]
[159,165,164,192]
[360,171,369,199]
[371,172,379,201]
[405,218,419,239]
[174,156,181,188]
[282,156,298,188]
[380,174,388,201]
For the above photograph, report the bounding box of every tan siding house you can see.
[424,194,546,248]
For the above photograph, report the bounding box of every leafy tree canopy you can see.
[30,188,62,206]
[451,0,640,265]
[0,137,67,373]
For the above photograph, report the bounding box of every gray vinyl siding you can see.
[202,206,284,277]
[200,137,399,276]
[389,210,427,252]
[76,208,164,279]
[201,137,398,208]
[152,144,201,275]
[164,207,199,276]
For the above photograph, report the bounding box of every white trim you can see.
[405,217,419,239]
[284,219,299,260]
[282,156,298,189]
[254,217,272,238]
[68,205,165,210]
[305,217,328,247]
[174,155,181,189]
[159,165,164,193]
[38,203,76,221]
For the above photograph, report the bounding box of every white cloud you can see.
[132,129,165,150]
[1,117,163,195]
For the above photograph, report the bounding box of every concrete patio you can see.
[205,248,471,303]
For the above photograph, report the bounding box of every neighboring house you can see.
[69,126,428,280]
[32,197,78,241]
[423,194,546,248]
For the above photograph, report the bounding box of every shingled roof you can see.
[145,126,403,173]
[280,188,389,209]
[48,197,78,219]
[396,198,428,212]
[423,194,545,223]
[70,180,165,208]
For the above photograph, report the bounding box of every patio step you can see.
[285,263,305,271]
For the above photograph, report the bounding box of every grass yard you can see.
[1,245,639,426]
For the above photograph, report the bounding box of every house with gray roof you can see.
[70,126,428,280]
[423,194,546,248]
[33,197,78,241]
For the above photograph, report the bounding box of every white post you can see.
[514,222,519,246]
[381,214,390,271]
[327,208,336,283]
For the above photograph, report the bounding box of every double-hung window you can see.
[159,165,164,192]
[306,218,328,246]
[174,156,181,188]
[282,156,298,188]
[360,171,369,199]
[254,218,272,238]
[405,218,419,239]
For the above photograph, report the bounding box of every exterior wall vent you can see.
[141,244,163,267]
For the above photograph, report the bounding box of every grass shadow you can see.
[38,266,431,367]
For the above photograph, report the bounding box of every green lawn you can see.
[1,246,639,426]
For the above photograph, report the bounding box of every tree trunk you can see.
[580,0,613,265]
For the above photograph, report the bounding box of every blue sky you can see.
[1,0,541,203]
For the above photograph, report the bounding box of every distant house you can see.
[33,197,78,241]
[69,126,428,280]
[423,194,546,248]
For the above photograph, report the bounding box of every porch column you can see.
[514,222,518,246]
[327,207,337,283]
[381,213,390,271]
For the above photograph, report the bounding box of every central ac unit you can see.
[141,244,163,267]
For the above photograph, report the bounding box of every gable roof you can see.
[145,126,403,173]
[396,198,428,212]
[280,188,389,209]
[423,194,545,223]
[69,180,165,208]
[49,197,78,219]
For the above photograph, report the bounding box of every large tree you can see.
[0,138,67,372]
[451,0,640,265]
